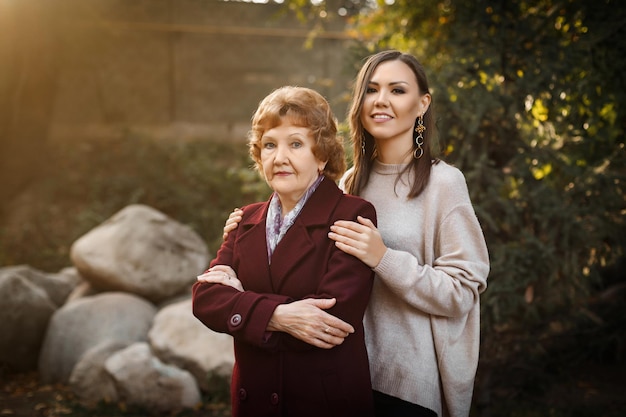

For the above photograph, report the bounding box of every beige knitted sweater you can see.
[341,160,489,417]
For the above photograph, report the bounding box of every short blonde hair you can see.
[248,86,346,181]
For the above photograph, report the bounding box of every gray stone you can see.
[38,291,156,383]
[0,264,79,307]
[69,341,128,407]
[0,268,56,371]
[70,204,209,303]
[148,298,234,392]
[105,342,201,414]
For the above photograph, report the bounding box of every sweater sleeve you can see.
[373,167,489,318]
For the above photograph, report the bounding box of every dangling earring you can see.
[361,139,366,156]
[413,115,425,159]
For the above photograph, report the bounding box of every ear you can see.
[318,160,328,173]
[419,93,432,115]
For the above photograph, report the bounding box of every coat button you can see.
[230,314,242,326]
[270,392,279,405]
[238,388,247,401]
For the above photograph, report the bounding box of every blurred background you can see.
[1,0,624,415]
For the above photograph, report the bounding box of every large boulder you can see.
[38,291,157,383]
[0,264,80,307]
[70,204,209,304]
[105,342,201,414]
[148,298,234,392]
[0,266,59,371]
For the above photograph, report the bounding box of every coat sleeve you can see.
[308,198,377,323]
[192,205,290,350]
[277,198,377,352]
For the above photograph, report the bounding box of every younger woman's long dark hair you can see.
[344,50,439,198]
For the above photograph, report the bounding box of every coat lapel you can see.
[236,203,274,291]
[268,179,343,291]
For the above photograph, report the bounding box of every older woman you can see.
[192,86,376,417]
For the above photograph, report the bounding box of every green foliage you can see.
[349,0,625,328]
[344,0,626,409]
[0,135,270,272]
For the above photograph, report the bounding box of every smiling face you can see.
[360,59,431,161]
[260,118,326,213]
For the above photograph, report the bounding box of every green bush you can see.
[0,134,270,272]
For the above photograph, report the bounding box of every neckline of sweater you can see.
[372,159,410,175]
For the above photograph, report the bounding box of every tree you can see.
[283,0,625,328]
[284,0,626,407]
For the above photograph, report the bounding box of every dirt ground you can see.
[2,363,626,417]
[0,371,230,417]
[474,359,626,416]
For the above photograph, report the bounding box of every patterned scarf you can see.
[266,175,324,262]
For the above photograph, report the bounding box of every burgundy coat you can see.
[192,178,376,417]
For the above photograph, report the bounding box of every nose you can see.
[373,90,389,107]
[273,143,288,164]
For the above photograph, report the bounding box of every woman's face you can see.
[260,118,326,213]
[360,59,430,151]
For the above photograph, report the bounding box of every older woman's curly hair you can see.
[248,86,346,181]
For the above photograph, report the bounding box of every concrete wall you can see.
[49,0,358,142]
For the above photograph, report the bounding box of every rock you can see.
[69,341,127,407]
[1,264,79,307]
[55,266,90,304]
[105,342,201,414]
[148,298,234,392]
[38,291,157,383]
[65,280,99,304]
[0,267,57,371]
[70,204,209,303]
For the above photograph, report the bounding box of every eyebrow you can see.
[261,132,308,140]
[367,80,411,86]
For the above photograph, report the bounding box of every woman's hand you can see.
[267,298,355,349]
[222,208,244,240]
[197,265,244,292]
[328,216,386,268]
